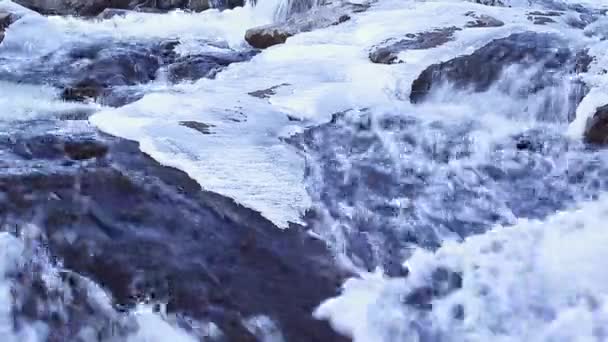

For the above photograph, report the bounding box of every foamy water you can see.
[2,0,608,340]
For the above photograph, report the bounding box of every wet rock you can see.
[96,7,133,18]
[467,0,506,5]
[61,83,104,102]
[0,121,349,342]
[464,12,504,28]
[567,12,599,29]
[13,0,130,16]
[179,120,215,134]
[369,27,460,64]
[0,11,12,28]
[248,83,290,99]
[527,10,562,16]
[14,0,230,16]
[245,4,357,49]
[167,50,257,83]
[49,41,255,104]
[410,32,588,118]
[245,25,293,49]
[64,139,109,160]
[527,15,556,25]
[584,104,608,145]
[0,9,19,44]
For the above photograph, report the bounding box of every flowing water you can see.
[1,0,608,340]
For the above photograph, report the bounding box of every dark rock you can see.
[0,121,349,342]
[179,120,215,134]
[14,0,228,16]
[410,32,587,120]
[37,40,254,104]
[248,83,290,99]
[64,139,109,160]
[0,10,19,45]
[584,105,608,145]
[167,50,257,83]
[464,12,504,28]
[369,27,460,64]
[13,0,131,16]
[528,15,556,25]
[96,7,133,18]
[245,25,293,49]
[61,83,104,102]
[0,11,13,29]
[527,10,562,16]
[468,0,506,5]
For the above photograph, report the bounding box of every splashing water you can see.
[2,0,608,340]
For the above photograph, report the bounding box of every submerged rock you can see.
[584,104,608,145]
[0,121,349,342]
[369,27,460,64]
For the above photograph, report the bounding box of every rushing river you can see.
[1,0,608,340]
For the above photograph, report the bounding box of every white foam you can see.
[316,196,608,341]
[0,81,97,121]
[90,0,581,227]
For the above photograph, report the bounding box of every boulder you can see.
[369,27,460,64]
[409,32,590,123]
[24,40,256,104]
[166,49,257,83]
[584,104,608,145]
[0,10,19,45]
[1,121,350,342]
[14,0,230,16]
[12,0,132,16]
[245,4,359,49]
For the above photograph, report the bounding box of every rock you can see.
[527,15,556,25]
[179,120,215,134]
[584,104,608,145]
[166,50,257,83]
[0,121,350,342]
[12,0,131,16]
[64,139,109,160]
[61,83,104,102]
[0,12,12,28]
[44,41,255,104]
[527,10,562,16]
[248,83,290,99]
[464,12,504,28]
[245,4,357,49]
[467,0,506,6]
[0,10,19,45]
[14,0,228,16]
[369,27,460,64]
[245,24,296,49]
[410,32,589,121]
[186,0,211,11]
[96,7,132,18]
